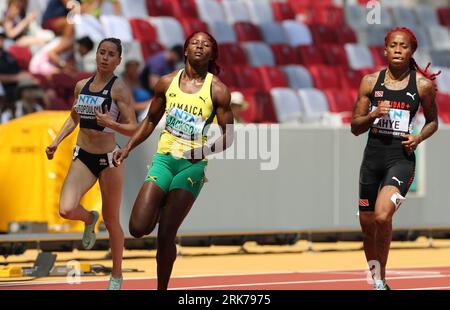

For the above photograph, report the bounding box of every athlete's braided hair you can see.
[384,27,440,87]
[184,31,220,75]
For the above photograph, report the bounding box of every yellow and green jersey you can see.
[156,69,216,157]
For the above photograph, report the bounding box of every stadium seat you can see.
[99,15,133,42]
[427,26,450,50]
[435,67,450,93]
[390,6,419,29]
[309,24,338,44]
[437,7,450,26]
[244,0,274,25]
[146,0,173,16]
[119,0,148,18]
[297,88,330,123]
[129,18,158,42]
[196,0,226,23]
[234,22,262,42]
[413,5,440,27]
[8,45,32,70]
[222,0,251,24]
[270,88,302,123]
[324,89,355,113]
[179,18,208,37]
[172,0,199,19]
[150,17,185,48]
[307,65,341,90]
[233,66,263,90]
[336,25,357,44]
[241,42,275,66]
[115,41,144,75]
[207,21,237,43]
[218,69,239,89]
[321,44,349,67]
[270,44,299,65]
[312,6,344,26]
[344,5,366,29]
[356,26,391,47]
[337,67,364,90]
[345,43,375,70]
[271,2,295,21]
[240,90,278,123]
[282,65,314,90]
[256,66,289,91]
[259,22,288,44]
[296,45,326,65]
[140,41,164,61]
[217,43,248,66]
[436,92,450,123]
[281,21,313,46]
[74,14,105,42]
[369,46,387,68]
[430,50,450,68]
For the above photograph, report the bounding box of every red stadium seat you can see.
[146,0,173,16]
[217,44,248,66]
[321,44,349,67]
[324,89,355,113]
[436,92,450,123]
[296,45,327,65]
[270,44,299,65]
[309,24,338,44]
[74,71,93,83]
[240,90,278,123]
[232,66,263,90]
[8,45,32,70]
[313,6,344,26]
[234,22,262,42]
[437,7,450,26]
[51,73,77,109]
[307,65,341,90]
[218,69,239,89]
[129,18,158,42]
[337,67,364,90]
[271,2,295,21]
[256,66,289,91]
[172,0,199,19]
[179,18,208,37]
[140,41,164,61]
[336,25,357,44]
[370,46,387,68]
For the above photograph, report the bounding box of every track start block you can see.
[0,266,23,277]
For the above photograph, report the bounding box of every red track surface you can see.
[1,266,449,290]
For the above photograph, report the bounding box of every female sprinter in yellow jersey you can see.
[113,32,234,290]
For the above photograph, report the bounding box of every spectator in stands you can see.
[81,0,121,17]
[122,59,151,122]
[29,35,94,77]
[230,91,248,123]
[2,0,48,47]
[140,45,184,94]
[41,0,77,36]
[1,78,46,124]
[0,26,33,98]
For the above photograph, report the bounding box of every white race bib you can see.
[371,106,410,136]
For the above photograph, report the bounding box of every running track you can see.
[0,266,449,290]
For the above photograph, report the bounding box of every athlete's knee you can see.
[374,212,392,227]
[59,208,75,219]
[129,219,152,238]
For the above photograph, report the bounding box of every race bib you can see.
[165,107,205,140]
[75,94,105,120]
[371,106,410,136]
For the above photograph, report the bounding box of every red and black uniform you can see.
[359,69,419,212]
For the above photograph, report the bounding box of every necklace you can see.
[383,68,410,87]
